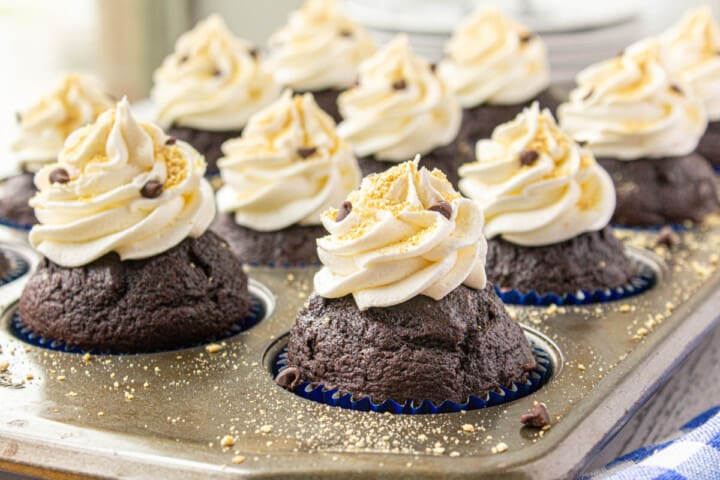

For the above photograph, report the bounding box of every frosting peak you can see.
[337,35,461,161]
[660,6,720,121]
[152,14,280,131]
[268,0,376,91]
[11,74,114,173]
[558,39,707,160]
[315,157,487,310]
[29,98,215,267]
[216,91,361,231]
[459,103,615,246]
[438,7,550,108]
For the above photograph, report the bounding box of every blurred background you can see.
[1,0,719,150]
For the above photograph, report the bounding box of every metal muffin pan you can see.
[0,221,719,479]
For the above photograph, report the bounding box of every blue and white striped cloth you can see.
[583,407,720,479]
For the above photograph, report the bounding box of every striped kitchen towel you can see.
[583,406,720,479]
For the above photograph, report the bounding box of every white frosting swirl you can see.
[315,157,487,310]
[152,14,281,131]
[11,74,114,173]
[216,91,361,231]
[337,35,462,161]
[660,6,720,121]
[29,98,215,268]
[268,0,376,91]
[459,103,615,247]
[558,39,707,160]
[438,7,550,108]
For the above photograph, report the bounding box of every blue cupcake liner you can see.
[612,223,689,232]
[495,260,656,307]
[0,216,33,232]
[9,294,266,355]
[273,342,552,415]
[0,249,30,287]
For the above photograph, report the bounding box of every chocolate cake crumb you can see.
[521,403,551,428]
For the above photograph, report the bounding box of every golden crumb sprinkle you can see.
[155,146,188,190]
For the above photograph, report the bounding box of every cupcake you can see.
[1,74,114,228]
[152,15,281,175]
[558,39,718,227]
[18,98,251,353]
[660,7,720,169]
[277,158,536,404]
[337,35,468,186]
[212,91,361,266]
[267,0,376,122]
[437,7,556,146]
[459,103,635,296]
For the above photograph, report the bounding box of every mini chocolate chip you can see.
[339,28,353,38]
[654,225,680,249]
[392,79,407,90]
[519,32,534,43]
[165,137,176,146]
[297,147,317,159]
[275,367,301,390]
[583,88,594,101]
[179,54,189,64]
[428,201,452,220]
[15,112,21,123]
[520,402,551,428]
[212,68,222,77]
[617,49,625,57]
[248,47,259,59]
[335,201,352,222]
[49,168,70,184]
[429,63,437,73]
[141,180,163,199]
[576,139,588,147]
[670,84,683,95]
[519,149,539,167]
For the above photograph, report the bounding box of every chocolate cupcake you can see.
[459,103,635,296]
[337,35,469,186]
[1,74,113,228]
[660,7,720,169]
[267,0,376,122]
[278,159,535,404]
[19,98,251,353]
[437,7,557,147]
[212,91,361,266]
[558,39,719,227]
[152,15,281,175]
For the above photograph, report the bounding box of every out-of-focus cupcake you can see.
[660,6,720,169]
[558,39,718,227]
[152,15,281,175]
[212,91,361,266]
[1,74,113,228]
[459,103,634,296]
[267,0,376,122]
[19,98,251,353]
[337,35,468,186]
[278,158,535,404]
[438,7,556,147]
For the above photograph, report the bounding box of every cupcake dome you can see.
[19,99,251,352]
[283,158,535,403]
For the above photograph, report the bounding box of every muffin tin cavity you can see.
[6,278,274,354]
[496,247,663,306]
[0,246,31,287]
[266,327,559,415]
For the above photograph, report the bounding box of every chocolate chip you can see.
[392,79,407,90]
[583,88,594,101]
[179,54,189,64]
[519,32,534,43]
[15,112,21,123]
[212,68,222,77]
[428,201,452,219]
[519,149,539,167]
[165,137,176,146]
[339,28,353,38]
[140,180,163,199]
[670,84,683,95]
[429,63,437,73]
[335,201,352,222]
[520,403,551,428]
[49,168,70,184]
[576,139,588,147]
[248,47,259,59]
[275,367,302,390]
[297,147,317,159]
[654,225,680,249]
[617,49,625,57]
